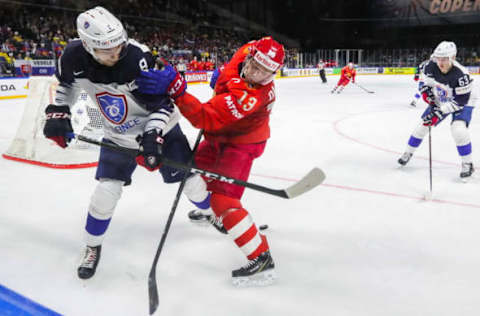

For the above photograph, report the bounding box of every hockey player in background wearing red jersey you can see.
[331,62,356,94]
[136,36,285,286]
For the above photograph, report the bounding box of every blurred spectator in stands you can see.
[0,1,302,71]
[0,52,15,77]
[189,55,199,71]
[205,58,214,70]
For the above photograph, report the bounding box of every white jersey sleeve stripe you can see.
[144,110,172,133]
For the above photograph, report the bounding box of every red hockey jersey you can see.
[174,41,276,144]
[341,66,356,81]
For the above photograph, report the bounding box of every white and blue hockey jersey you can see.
[55,39,179,149]
[422,59,474,109]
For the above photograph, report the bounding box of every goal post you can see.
[2,76,103,169]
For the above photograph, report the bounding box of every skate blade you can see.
[189,215,212,227]
[460,175,473,183]
[232,270,277,287]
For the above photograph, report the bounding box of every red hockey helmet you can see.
[251,36,285,72]
[242,36,285,85]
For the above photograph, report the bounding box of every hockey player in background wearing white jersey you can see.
[398,41,475,179]
[42,7,211,279]
[409,59,429,107]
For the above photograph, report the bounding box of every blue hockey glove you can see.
[423,106,443,126]
[136,65,186,98]
[210,68,221,89]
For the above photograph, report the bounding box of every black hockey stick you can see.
[353,82,375,94]
[148,129,203,315]
[427,126,433,199]
[72,134,326,199]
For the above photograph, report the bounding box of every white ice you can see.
[1,74,480,316]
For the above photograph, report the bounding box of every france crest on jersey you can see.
[434,84,450,103]
[96,92,128,124]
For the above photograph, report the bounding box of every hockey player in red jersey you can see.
[331,62,356,94]
[136,36,284,286]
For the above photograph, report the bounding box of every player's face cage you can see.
[242,56,275,85]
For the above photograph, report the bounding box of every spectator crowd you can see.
[0,0,297,76]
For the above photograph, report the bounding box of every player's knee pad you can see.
[88,178,124,220]
[451,120,470,146]
[412,122,429,139]
[210,193,242,218]
[183,174,209,204]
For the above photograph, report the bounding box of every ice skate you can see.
[398,152,413,166]
[460,162,474,181]
[188,209,227,234]
[410,100,417,107]
[232,250,276,287]
[78,245,101,279]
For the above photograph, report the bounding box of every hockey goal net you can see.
[2,77,103,168]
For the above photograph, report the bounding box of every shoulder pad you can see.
[128,39,150,53]
[452,60,470,76]
[62,39,85,56]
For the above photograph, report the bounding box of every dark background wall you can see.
[207,0,480,50]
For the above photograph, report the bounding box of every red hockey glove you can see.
[419,85,435,105]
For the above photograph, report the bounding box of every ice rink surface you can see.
[1,74,480,316]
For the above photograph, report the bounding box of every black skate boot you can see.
[410,100,417,107]
[78,245,101,279]
[188,209,227,234]
[232,250,276,287]
[460,162,474,180]
[398,152,413,166]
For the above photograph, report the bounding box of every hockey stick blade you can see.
[283,167,325,198]
[72,134,325,199]
[354,82,374,94]
[148,270,159,315]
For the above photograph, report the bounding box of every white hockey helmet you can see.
[432,41,457,60]
[76,7,128,60]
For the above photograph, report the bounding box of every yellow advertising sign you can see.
[383,68,416,75]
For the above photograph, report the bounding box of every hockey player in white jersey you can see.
[398,41,475,179]
[42,7,211,279]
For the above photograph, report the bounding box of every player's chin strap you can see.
[68,133,325,199]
